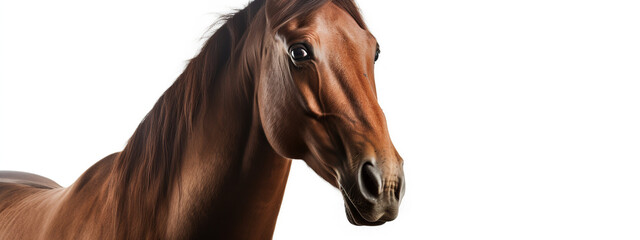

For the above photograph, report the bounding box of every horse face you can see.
[258,1,404,225]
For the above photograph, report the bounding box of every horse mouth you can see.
[341,188,386,226]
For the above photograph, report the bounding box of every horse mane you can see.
[107,0,367,236]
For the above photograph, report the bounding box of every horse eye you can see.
[289,44,311,61]
[374,49,380,62]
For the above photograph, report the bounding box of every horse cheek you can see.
[257,81,307,159]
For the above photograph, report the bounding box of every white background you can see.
[1,0,639,239]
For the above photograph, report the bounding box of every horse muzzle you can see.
[340,160,405,226]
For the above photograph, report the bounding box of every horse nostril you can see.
[394,176,404,201]
[359,162,382,200]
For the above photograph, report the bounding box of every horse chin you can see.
[341,190,386,226]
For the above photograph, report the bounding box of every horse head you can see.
[257,0,405,225]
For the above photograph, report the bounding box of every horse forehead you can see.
[282,2,370,43]
[317,4,372,52]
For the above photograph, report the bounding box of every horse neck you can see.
[159,68,292,238]
[97,5,293,237]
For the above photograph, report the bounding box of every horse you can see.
[0,0,405,239]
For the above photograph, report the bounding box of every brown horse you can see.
[0,0,404,239]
